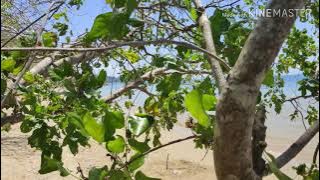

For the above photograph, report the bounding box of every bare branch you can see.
[103,67,211,103]
[1,39,231,70]
[284,95,315,102]
[274,120,319,169]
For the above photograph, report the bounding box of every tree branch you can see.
[284,95,314,102]
[1,39,231,70]
[102,68,211,103]
[274,120,319,169]
[194,0,226,91]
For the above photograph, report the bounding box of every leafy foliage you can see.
[1,0,319,179]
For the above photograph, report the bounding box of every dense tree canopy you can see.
[1,0,319,180]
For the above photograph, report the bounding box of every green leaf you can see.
[209,9,230,44]
[96,70,107,88]
[128,153,145,172]
[108,170,131,180]
[185,89,210,127]
[39,155,69,177]
[53,23,69,36]
[128,18,144,27]
[86,12,129,42]
[105,110,125,129]
[103,110,125,141]
[1,57,16,71]
[190,8,198,21]
[262,69,274,87]
[106,135,125,153]
[53,12,68,21]
[128,114,154,136]
[202,94,217,111]
[266,152,293,180]
[67,112,89,136]
[23,72,35,83]
[128,139,150,153]
[156,73,182,97]
[126,0,138,14]
[83,112,105,142]
[12,65,23,75]
[20,119,34,133]
[135,171,161,180]
[114,0,126,8]
[88,166,108,180]
[42,32,57,47]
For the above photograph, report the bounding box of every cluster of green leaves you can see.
[293,163,319,180]
[12,60,162,179]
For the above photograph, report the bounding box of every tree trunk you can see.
[213,0,304,179]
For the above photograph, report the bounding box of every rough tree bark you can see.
[252,105,267,177]
[212,0,304,180]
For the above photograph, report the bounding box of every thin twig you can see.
[120,135,197,169]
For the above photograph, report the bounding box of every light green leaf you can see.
[23,72,35,83]
[202,94,217,111]
[1,57,16,71]
[185,89,210,127]
[128,114,154,136]
[42,32,57,47]
[106,136,125,153]
[83,112,105,142]
[104,110,125,129]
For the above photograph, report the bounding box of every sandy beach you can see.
[1,104,319,180]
